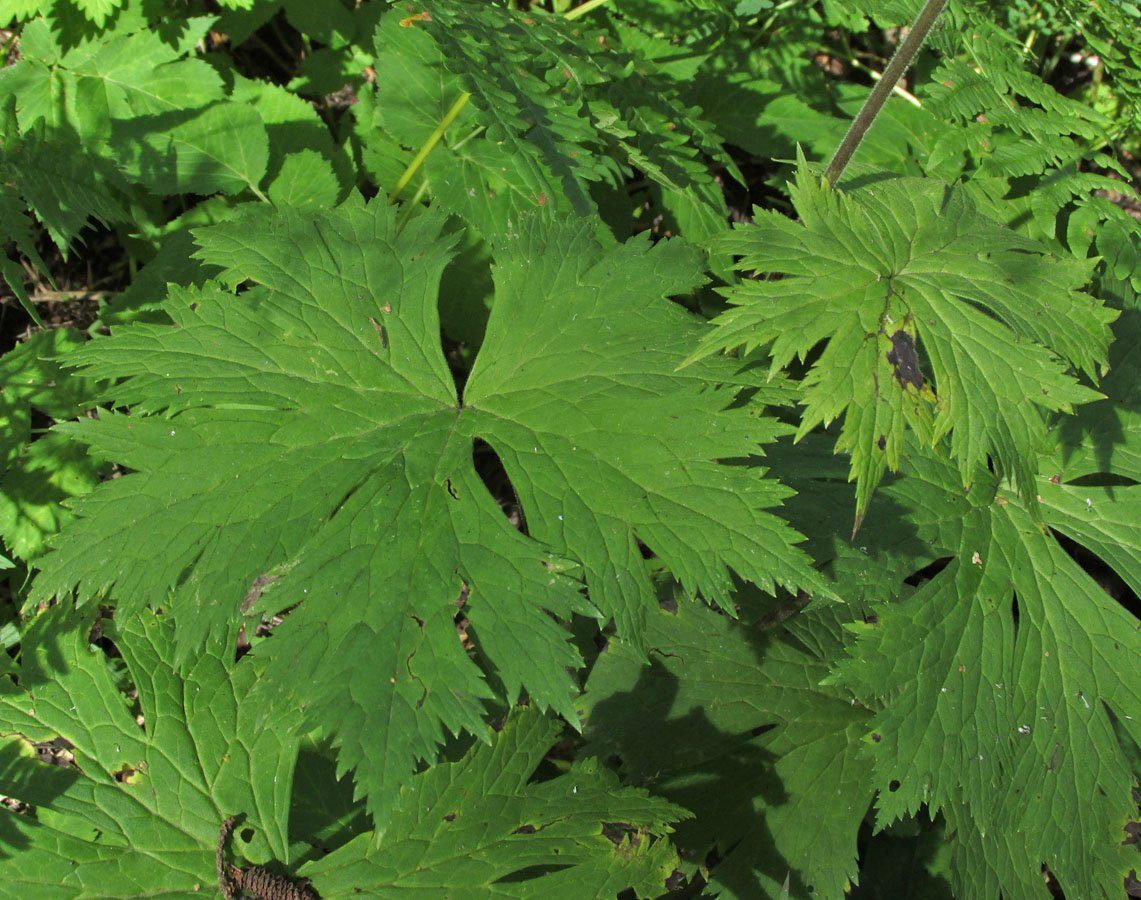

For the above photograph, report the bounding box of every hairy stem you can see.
[822,0,948,186]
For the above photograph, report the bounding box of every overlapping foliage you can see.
[0,1,1138,898]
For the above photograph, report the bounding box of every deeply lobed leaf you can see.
[581,600,873,899]
[304,709,689,898]
[32,197,821,828]
[0,605,300,899]
[694,165,1115,521]
[829,445,1141,899]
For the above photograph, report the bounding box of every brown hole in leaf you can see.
[112,764,142,784]
[368,316,386,350]
[242,573,279,614]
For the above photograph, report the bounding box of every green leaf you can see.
[0,605,303,899]
[44,26,220,137]
[0,432,104,561]
[416,2,614,222]
[363,5,596,238]
[1,21,268,199]
[111,101,269,197]
[580,601,873,899]
[288,735,370,853]
[0,112,131,255]
[830,447,1141,899]
[694,165,1115,520]
[0,0,46,23]
[1054,306,1141,483]
[0,186,47,327]
[760,431,947,603]
[362,2,732,242]
[267,149,340,208]
[0,330,104,562]
[461,216,821,632]
[32,198,821,829]
[74,0,118,27]
[227,68,353,200]
[302,708,688,898]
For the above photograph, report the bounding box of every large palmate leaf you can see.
[0,605,302,900]
[829,441,1141,899]
[0,607,689,899]
[304,709,688,898]
[580,601,873,900]
[31,197,821,827]
[692,163,1116,524]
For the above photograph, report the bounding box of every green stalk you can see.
[822,0,949,186]
[388,91,472,205]
[564,0,613,21]
[390,0,604,208]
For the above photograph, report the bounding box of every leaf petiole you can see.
[564,0,614,21]
[388,91,472,205]
[822,0,948,186]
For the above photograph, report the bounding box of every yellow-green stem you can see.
[564,0,613,21]
[388,91,472,205]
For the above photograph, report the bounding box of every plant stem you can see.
[847,57,923,107]
[564,0,613,21]
[822,0,948,186]
[390,0,599,209]
[388,92,472,205]
[395,180,430,234]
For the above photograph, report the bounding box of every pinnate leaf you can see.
[362,1,732,241]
